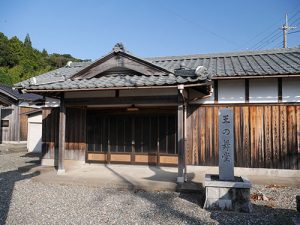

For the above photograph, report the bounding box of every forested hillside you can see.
[0,32,85,85]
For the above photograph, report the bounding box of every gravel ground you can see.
[0,150,299,225]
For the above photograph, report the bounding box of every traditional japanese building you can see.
[15,44,300,182]
[0,84,41,144]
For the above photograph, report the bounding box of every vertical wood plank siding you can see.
[42,107,86,160]
[1,105,24,142]
[19,107,32,141]
[186,105,300,170]
[42,108,59,159]
[65,107,86,160]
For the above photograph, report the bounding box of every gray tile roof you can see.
[147,47,300,77]
[25,74,204,90]
[0,84,41,101]
[16,61,93,88]
[15,46,300,91]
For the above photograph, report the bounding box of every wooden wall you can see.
[186,104,300,170]
[19,107,32,141]
[1,104,21,142]
[65,107,86,160]
[42,104,300,170]
[42,107,59,159]
[0,106,33,142]
[42,107,86,160]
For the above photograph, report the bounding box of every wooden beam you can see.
[245,79,249,103]
[65,96,178,106]
[0,106,2,144]
[57,94,66,174]
[278,78,282,102]
[177,91,185,183]
[214,80,218,103]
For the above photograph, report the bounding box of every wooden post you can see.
[177,88,185,183]
[0,106,2,144]
[15,104,20,142]
[57,94,66,174]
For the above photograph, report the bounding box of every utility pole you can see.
[282,13,297,48]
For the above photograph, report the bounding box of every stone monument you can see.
[204,108,252,212]
[218,108,234,181]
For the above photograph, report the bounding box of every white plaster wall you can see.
[193,84,214,104]
[193,93,214,104]
[27,112,42,153]
[282,77,300,102]
[218,80,245,103]
[28,113,42,123]
[249,78,278,103]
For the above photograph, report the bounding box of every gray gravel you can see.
[0,150,299,225]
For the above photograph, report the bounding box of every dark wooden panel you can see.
[135,117,143,153]
[249,106,257,168]
[185,109,192,164]
[234,107,242,167]
[213,106,219,166]
[279,106,288,169]
[19,107,32,141]
[191,108,198,165]
[242,106,250,167]
[159,116,167,154]
[264,106,272,168]
[287,106,297,169]
[65,107,86,160]
[297,106,300,170]
[272,106,280,168]
[42,108,59,159]
[198,107,206,165]
[205,107,213,166]
[168,115,176,154]
[86,110,177,165]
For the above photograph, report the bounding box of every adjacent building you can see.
[0,84,42,147]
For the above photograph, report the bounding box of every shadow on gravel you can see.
[209,203,298,225]
[0,153,41,225]
[178,185,206,208]
[20,152,41,158]
[105,165,209,224]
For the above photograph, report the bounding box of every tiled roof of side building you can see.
[146,47,300,77]
[0,83,41,101]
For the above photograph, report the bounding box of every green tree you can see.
[0,32,83,85]
[42,48,48,56]
[0,67,12,85]
[24,33,32,48]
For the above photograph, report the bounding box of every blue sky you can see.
[1,0,300,60]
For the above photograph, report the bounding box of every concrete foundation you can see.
[204,174,252,213]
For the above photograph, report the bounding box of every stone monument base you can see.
[204,174,252,213]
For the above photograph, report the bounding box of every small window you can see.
[1,120,9,127]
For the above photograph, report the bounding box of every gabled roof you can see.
[16,43,210,92]
[71,43,172,79]
[15,45,300,92]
